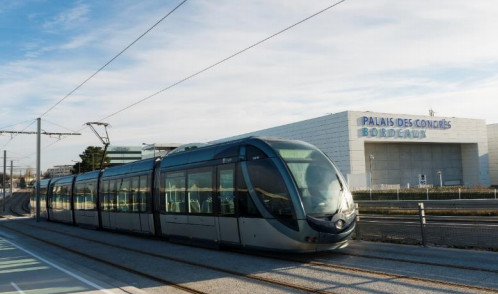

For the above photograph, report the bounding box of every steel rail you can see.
[1,219,336,294]
[228,249,498,293]
[0,222,208,294]
[5,194,497,293]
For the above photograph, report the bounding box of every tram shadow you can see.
[3,217,496,293]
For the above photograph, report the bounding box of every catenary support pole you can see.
[36,118,41,222]
[10,160,13,198]
[2,150,5,212]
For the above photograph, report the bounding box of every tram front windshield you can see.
[268,140,347,216]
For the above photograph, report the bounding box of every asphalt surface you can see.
[1,192,497,293]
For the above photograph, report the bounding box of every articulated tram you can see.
[31,137,356,252]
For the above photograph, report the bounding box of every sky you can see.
[1,0,498,172]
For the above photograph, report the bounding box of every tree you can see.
[0,173,10,184]
[19,177,26,188]
[42,171,52,179]
[72,146,111,174]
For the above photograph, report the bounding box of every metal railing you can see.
[354,200,498,250]
[353,188,498,201]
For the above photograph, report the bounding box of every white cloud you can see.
[2,0,498,170]
[42,2,90,31]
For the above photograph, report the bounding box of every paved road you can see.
[0,228,141,294]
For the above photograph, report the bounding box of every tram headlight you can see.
[335,219,345,230]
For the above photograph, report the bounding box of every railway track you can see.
[235,250,498,294]
[2,195,334,294]
[328,249,498,274]
[4,219,496,293]
[2,194,497,293]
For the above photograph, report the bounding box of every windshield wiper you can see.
[336,174,344,191]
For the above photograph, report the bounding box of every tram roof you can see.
[50,175,75,185]
[160,136,280,168]
[75,170,101,182]
[102,157,157,178]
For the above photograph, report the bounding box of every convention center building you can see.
[222,111,494,189]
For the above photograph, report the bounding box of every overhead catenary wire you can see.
[38,0,189,119]
[43,119,80,133]
[0,120,37,150]
[0,120,38,131]
[98,0,348,122]
[5,0,188,163]
[22,0,348,167]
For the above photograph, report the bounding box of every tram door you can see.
[217,165,240,245]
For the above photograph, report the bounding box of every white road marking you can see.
[10,282,26,294]
[2,237,115,294]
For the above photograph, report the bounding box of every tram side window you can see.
[102,180,109,211]
[40,187,47,210]
[59,185,69,210]
[65,185,71,210]
[48,186,53,209]
[139,175,149,213]
[55,186,63,210]
[117,178,130,212]
[85,182,96,210]
[218,166,235,215]
[75,183,85,210]
[163,171,186,213]
[236,164,261,217]
[188,168,213,214]
[130,177,139,212]
[50,186,58,209]
[109,180,117,212]
[246,159,294,221]
[77,182,96,211]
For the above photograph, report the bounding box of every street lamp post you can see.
[142,143,156,157]
[369,154,375,188]
[437,170,443,187]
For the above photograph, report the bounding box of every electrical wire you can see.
[97,0,347,122]
[43,119,80,133]
[0,120,37,150]
[4,0,188,160]
[0,120,38,131]
[23,0,348,167]
[38,0,189,119]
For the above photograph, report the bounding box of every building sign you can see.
[360,116,452,139]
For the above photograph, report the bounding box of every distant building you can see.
[217,110,491,189]
[142,143,182,159]
[488,124,498,187]
[105,144,183,166]
[46,165,73,178]
[107,146,142,166]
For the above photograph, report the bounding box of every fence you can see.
[353,188,498,201]
[354,201,498,250]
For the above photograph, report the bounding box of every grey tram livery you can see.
[32,137,356,252]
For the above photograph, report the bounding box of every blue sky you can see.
[1,0,498,171]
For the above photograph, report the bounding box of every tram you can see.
[31,137,356,252]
